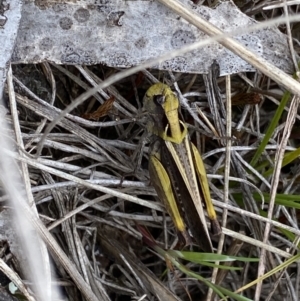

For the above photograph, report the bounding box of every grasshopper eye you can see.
[153,94,166,106]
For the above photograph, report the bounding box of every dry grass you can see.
[2,1,300,301]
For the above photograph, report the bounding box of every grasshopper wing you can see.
[161,140,214,252]
[148,139,191,245]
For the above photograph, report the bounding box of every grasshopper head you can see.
[143,83,179,115]
[143,83,186,143]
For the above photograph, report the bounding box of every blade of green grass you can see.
[168,253,254,301]
[195,261,242,270]
[263,147,300,177]
[169,250,258,263]
[233,192,300,209]
[250,90,291,167]
[250,63,300,167]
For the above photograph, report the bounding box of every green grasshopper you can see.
[143,83,221,252]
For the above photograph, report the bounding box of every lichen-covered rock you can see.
[5,0,297,75]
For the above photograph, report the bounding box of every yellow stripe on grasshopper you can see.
[149,154,186,234]
[191,143,220,235]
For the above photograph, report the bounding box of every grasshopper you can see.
[143,83,221,252]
